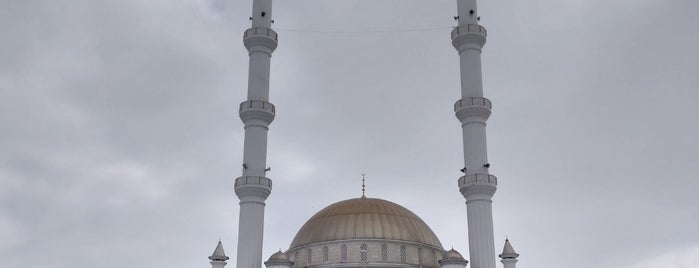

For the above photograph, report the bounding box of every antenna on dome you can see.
[361,173,366,198]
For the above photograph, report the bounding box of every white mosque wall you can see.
[287,239,445,268]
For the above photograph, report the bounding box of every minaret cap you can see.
[209,240,230,261]
[499,239,519,259]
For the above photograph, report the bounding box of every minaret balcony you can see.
[239,100,276,124]
[458,173,497,187]
[454,97,492,122]
[458,173,497,199]
[451,24,487,50]
[235,176,272,199]
[244,27,278,52]
[235,176,273,188]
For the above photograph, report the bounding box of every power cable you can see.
[275,26,453,34]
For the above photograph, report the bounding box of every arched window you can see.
[322,246,329,263]
[381,244,388,262]
[341,244,347,262]
[400,245,407,263]
[418,247,423,265]
[360,243,368,263]
[306,248,312,265]
[294,251,299,263]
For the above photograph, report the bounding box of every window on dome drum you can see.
[323,246,329,263]
[381,244,388,262]
[360,243,368,263]
[294,251,299,262]
[306,249,312,265]
[341,244,347,262]
[400,245,407,263]
[418,247,423,265]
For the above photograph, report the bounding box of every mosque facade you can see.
[208,1,520,268]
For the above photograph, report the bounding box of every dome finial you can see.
[361,173,366,197]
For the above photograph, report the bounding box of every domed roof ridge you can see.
[440,248,468,266]
[267,250,290,261]
[444,248,464,259]
[264,250,294,266]
[289,197,443,249]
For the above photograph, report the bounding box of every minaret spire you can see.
[235,0,278,268]
[499,238,520,268]
[452,1,497,268]
[209,240,229,268]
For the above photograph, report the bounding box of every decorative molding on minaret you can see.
[452,1,497,268]
[499,239,519,268]
[209,240,229,268]
[235,1,278,268]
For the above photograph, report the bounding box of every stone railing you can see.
[235,176,273,188]
[458,173,497,188]
[239,100,276,114]
[244,27,278,41]
[451,24,487,40]
[454,97,492,111]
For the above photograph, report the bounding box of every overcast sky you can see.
[1,1,697,268]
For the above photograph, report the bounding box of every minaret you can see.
[451,1,497,268]
[498,239,519,268]
[209,240,230,268]
[235,0,278,268]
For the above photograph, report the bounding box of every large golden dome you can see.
[289,197,443,249]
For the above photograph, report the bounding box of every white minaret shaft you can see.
[452,1,497,268]
[236,1,278,268]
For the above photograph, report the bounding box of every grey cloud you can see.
[1,1,697,268]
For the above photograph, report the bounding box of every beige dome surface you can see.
[443,248,465,260]
[289,197,443,249]
[267,250,290,262]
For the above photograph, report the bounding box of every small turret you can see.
[209,240,229,268]
[498,239,519,268]
[439,248,469,268]
[264,250,294,268]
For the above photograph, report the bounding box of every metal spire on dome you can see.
[361,173,366,197]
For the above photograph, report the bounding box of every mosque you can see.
[207,1,520,268]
